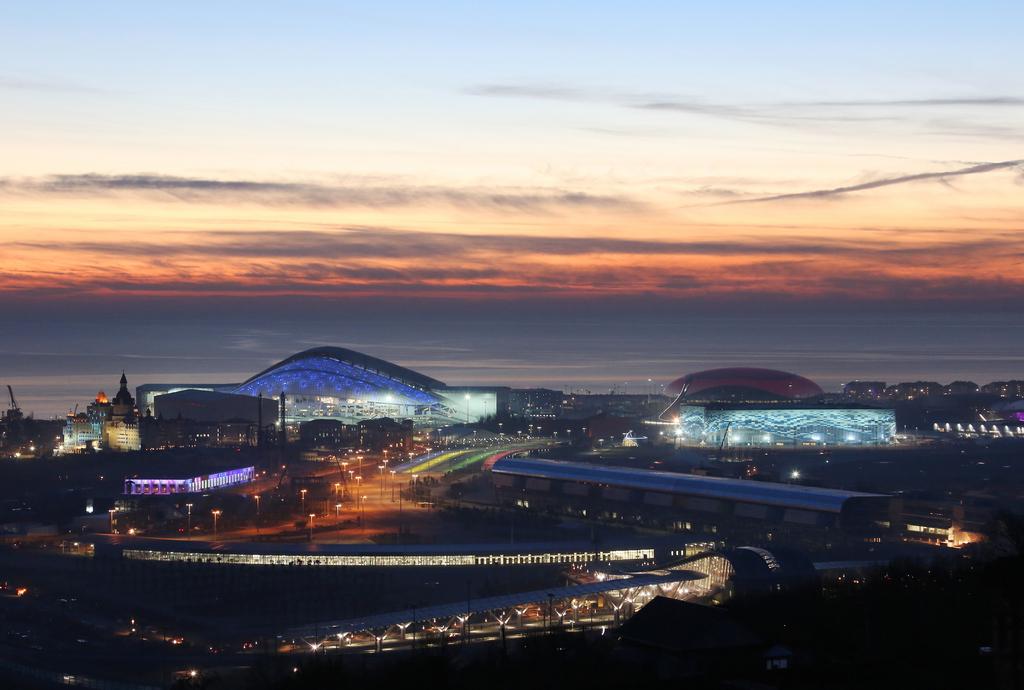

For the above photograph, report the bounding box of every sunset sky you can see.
[2,2,1023,414]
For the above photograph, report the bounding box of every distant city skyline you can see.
[5,307,1023,416]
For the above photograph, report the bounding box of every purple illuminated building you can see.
[123,466,255,495]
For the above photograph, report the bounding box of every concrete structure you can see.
[152,389,277,424]
[136,382,237,415]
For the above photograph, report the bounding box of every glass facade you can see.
[123,466,255,495]
[233,352,453,424]
[121,547,655,568]
[673,405,896,446]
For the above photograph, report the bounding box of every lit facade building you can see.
[123,466,255,495]
[140,348,508,427]
[61,409,104,452]
[60,373,141,453]
[508,387,563,419]
[842,380,886,400]
[662,368,895,447]
[229,347,500,426]
[884,381,944,400]
[981,380,1024,399]
[673,405,896,447]
[105,372,140,452]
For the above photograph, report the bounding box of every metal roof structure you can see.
[238,346,446,392]
[286,570,703,637]
[491,457,886,514]
[93,534,681,558]
[665,367,824,400]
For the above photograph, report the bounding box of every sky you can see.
[2,2,1023,415]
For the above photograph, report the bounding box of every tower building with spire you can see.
[105,371,141,451]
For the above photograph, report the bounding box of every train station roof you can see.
[491,457,885,514]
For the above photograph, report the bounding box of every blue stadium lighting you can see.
[232,347,455,424]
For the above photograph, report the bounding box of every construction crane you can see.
[3,385,22,422]
[718,422,732,454]
[707,422,731,463]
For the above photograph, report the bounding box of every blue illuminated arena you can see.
[233,347,457,424]
[663,368,896,447]
[671,405,897,447]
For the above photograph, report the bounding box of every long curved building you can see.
[233,347,457,424]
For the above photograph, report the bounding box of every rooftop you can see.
[491,457,886,513]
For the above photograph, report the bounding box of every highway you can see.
[394,442,548,476]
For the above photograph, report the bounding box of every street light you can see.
[211,509,221,537]
[108,508,116,533]
[378,464,385,498]
[300,488,307,513]
[335,502,342,519]
[308,513,315,541]
[390,470,396,501]
[185,503,192,540]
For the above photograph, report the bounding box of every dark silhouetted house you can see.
[616,596,776,679]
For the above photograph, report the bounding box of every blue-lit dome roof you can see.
[233,347,445,407]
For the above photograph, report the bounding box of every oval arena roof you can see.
[666,367,824,401]
[237,346,446,392]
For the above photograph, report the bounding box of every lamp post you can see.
[333,482,341,499]
[300,488,307,514]
[390,470,396,501]
[335,502,342,519]
[185,503,192,540]
[308,513,315,541]
[360,496,367,523]
[108,508,116,533]
[341,462,349,483]
[378,464,385,498]
[464,393,471,423]
[253,495,261,537]
[211,509,221,537]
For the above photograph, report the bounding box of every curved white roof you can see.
[491,457,885,514]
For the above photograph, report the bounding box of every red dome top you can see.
[666,367,823,401]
